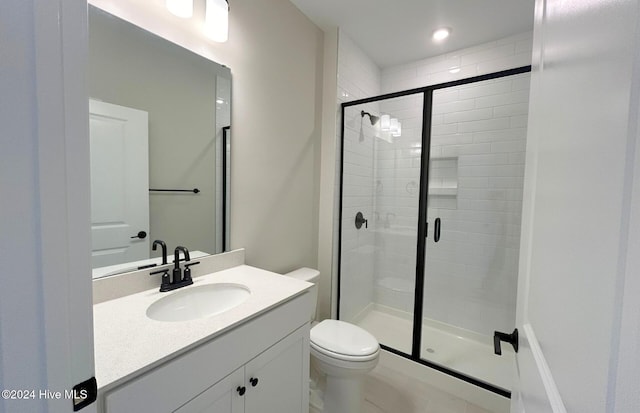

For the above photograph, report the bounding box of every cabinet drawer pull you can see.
[236,386,246,396]
[249,377,259,387]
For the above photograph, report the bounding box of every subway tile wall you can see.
[427,75,529,335]
[336,32,381,322]
[372,94,423,315]
[381,32,533,95]
[336,30,533,336]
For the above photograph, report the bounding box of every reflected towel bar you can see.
[149,188,200,194]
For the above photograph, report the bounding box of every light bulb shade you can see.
[166,0,193,18]
[205,0,229,43]
[390,118,399,133]
[392,122,402,137]
[380,114,391,131]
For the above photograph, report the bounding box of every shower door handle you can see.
[434,218,441,242]
[494,328,519,355]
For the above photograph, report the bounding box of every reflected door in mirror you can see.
[89,99,149,268]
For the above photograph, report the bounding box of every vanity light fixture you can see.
[432,27,451,42]
[380,114,391,131]
[166,0,193,18]
[205,0,229,43]
[392,122,402,137]
[390,118,398,133]
[390,118,401,137]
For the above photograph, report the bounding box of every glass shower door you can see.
[339,93,424,356]
[420,73,531,392]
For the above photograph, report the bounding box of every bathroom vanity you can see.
[93,264,312,413]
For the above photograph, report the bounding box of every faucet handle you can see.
[150,268,169,276]
[150,268,171,292]
[183,261,200,283]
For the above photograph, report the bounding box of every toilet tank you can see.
[284,267,319,321]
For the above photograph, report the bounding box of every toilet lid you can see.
[310,320,379,358]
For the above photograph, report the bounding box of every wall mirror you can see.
[88,5,231,278]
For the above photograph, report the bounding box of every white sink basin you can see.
[146,283,251,322]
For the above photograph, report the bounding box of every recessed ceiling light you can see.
[432,28,451,42]
[449,67,461,74]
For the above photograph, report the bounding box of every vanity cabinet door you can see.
[174,368,244,413]
[244,325,309,413]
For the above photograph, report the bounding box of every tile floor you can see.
[362,362,495,413]
[310,357,499,413]
[310,341,505,413]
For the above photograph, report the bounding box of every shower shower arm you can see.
[360,110,380,125]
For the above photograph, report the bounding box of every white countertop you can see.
[93,265,312,392]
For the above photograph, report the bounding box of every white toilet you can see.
[285,268,380,413]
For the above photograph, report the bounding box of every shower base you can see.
[354,305,514,393]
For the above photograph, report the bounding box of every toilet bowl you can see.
[310,319,379,413]
[285,268,380,413]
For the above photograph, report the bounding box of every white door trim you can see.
[521,324,567,413]
[36,0,96,410]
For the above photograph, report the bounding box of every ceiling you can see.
[289,0,535,68]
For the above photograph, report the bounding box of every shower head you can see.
[361,110,380,126]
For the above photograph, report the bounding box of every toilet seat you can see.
[310,320,379,362]
[310,341,380,363]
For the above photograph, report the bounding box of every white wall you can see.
[90,0,325,274]
[223,0,323,273]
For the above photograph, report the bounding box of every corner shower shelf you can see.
[428,156,459,198]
